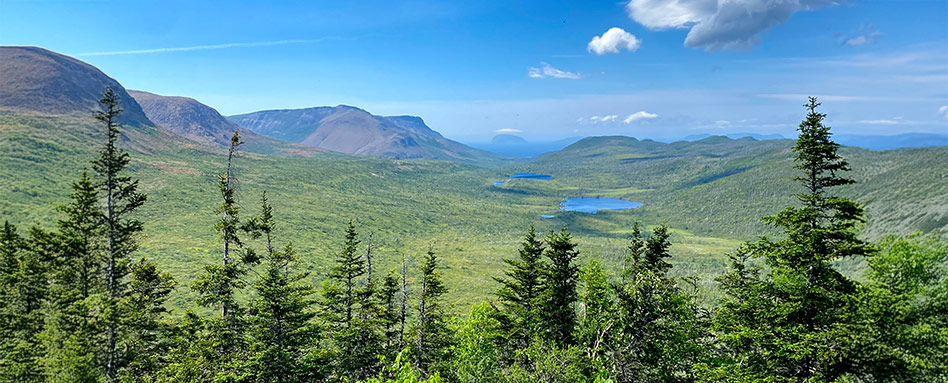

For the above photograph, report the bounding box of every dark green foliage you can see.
[537,228,580,348]
[0,224,49,382]
[493,225,546,353]
[188,130,254,381]
[120,258,175,382]
[849,234,948,382]
[413,248,454,378]
[92,87,149,382]
[709,98,875,382]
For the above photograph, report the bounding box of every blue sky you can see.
[1,0,946,142]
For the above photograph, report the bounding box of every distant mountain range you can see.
[228,107,506,165]
[677,132,948,150]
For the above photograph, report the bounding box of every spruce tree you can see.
[120,258,175,382]
[42,172,106,382]
[0,223,49,382]
[414,248,453,378]
[609,223,708,383]
[244,193,318,383]
[537,228,579,348]
[191,130,253,380]
[710,98,873,382]
[91,87,147,382]
[494,225,545,351]
[378,268,403,357]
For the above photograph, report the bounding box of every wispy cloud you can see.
[73,39,332,57]
[757,93,941,103]
[939,106,948,119]
[528,62,581,79]
[590,115,618,123]
[624,111,658,123]
[840,24,881,47]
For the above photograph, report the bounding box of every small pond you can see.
[560,197,643,213]
[540,214,555,219]
[493,181,506,186]
[510,172,553,180]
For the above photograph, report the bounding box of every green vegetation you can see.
[0,93,946,381]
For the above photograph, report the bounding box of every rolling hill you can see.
[228,106,508,166]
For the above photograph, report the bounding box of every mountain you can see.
[835,133,948,150]
[491,134,529,145]
[0,46,153,127]
[680,133,785,141]
[228,106,507,165]
[128,90,320,155]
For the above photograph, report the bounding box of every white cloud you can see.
[590,115,618,123]
[494,128,522,134]
[624,111,659,123]
[587,27,642,55]
[528,62,581,79]
[625,0,838,51]
[73,39,331,57]
[841,24,881,47]
[939,106,948,119]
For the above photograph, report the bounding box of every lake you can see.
[561,197,643,213]
[510,172,552,180]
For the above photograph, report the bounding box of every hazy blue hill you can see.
[835,133,948,150]
[468,136,584,157]
[228,106,509,166]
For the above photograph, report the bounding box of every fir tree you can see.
[42,171,106,382]
[537,228,580,348]
[191,130,253,380]
[414,248,453,378]
[91,87,147,382]
[244,194,319,383]
[120,258,175,382]
[710,98,874,382]
[0,227,52,382]
[494,225,546,351]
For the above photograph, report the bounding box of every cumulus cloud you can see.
[624,111,659,123]
[590,115,619,123]
[939,106,948,119]
[494,128,522,134]
[625,0,838,51]
[587,27,642,55]
[528,62,581,79]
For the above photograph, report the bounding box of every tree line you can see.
[0,91,946,382]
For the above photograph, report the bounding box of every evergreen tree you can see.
[191,130,253,380]
[244,194,319,383]
[0,224,50,382]
[378,268,403,358]
[120,258,175,382]
[609,224,708,383]
[321,221,379,379]
[537,228,580,348]
[91,87,148,382]
[414,248,453,377]
[710,98,874,382]
[494,225,546,351]
[42,172,106,382]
